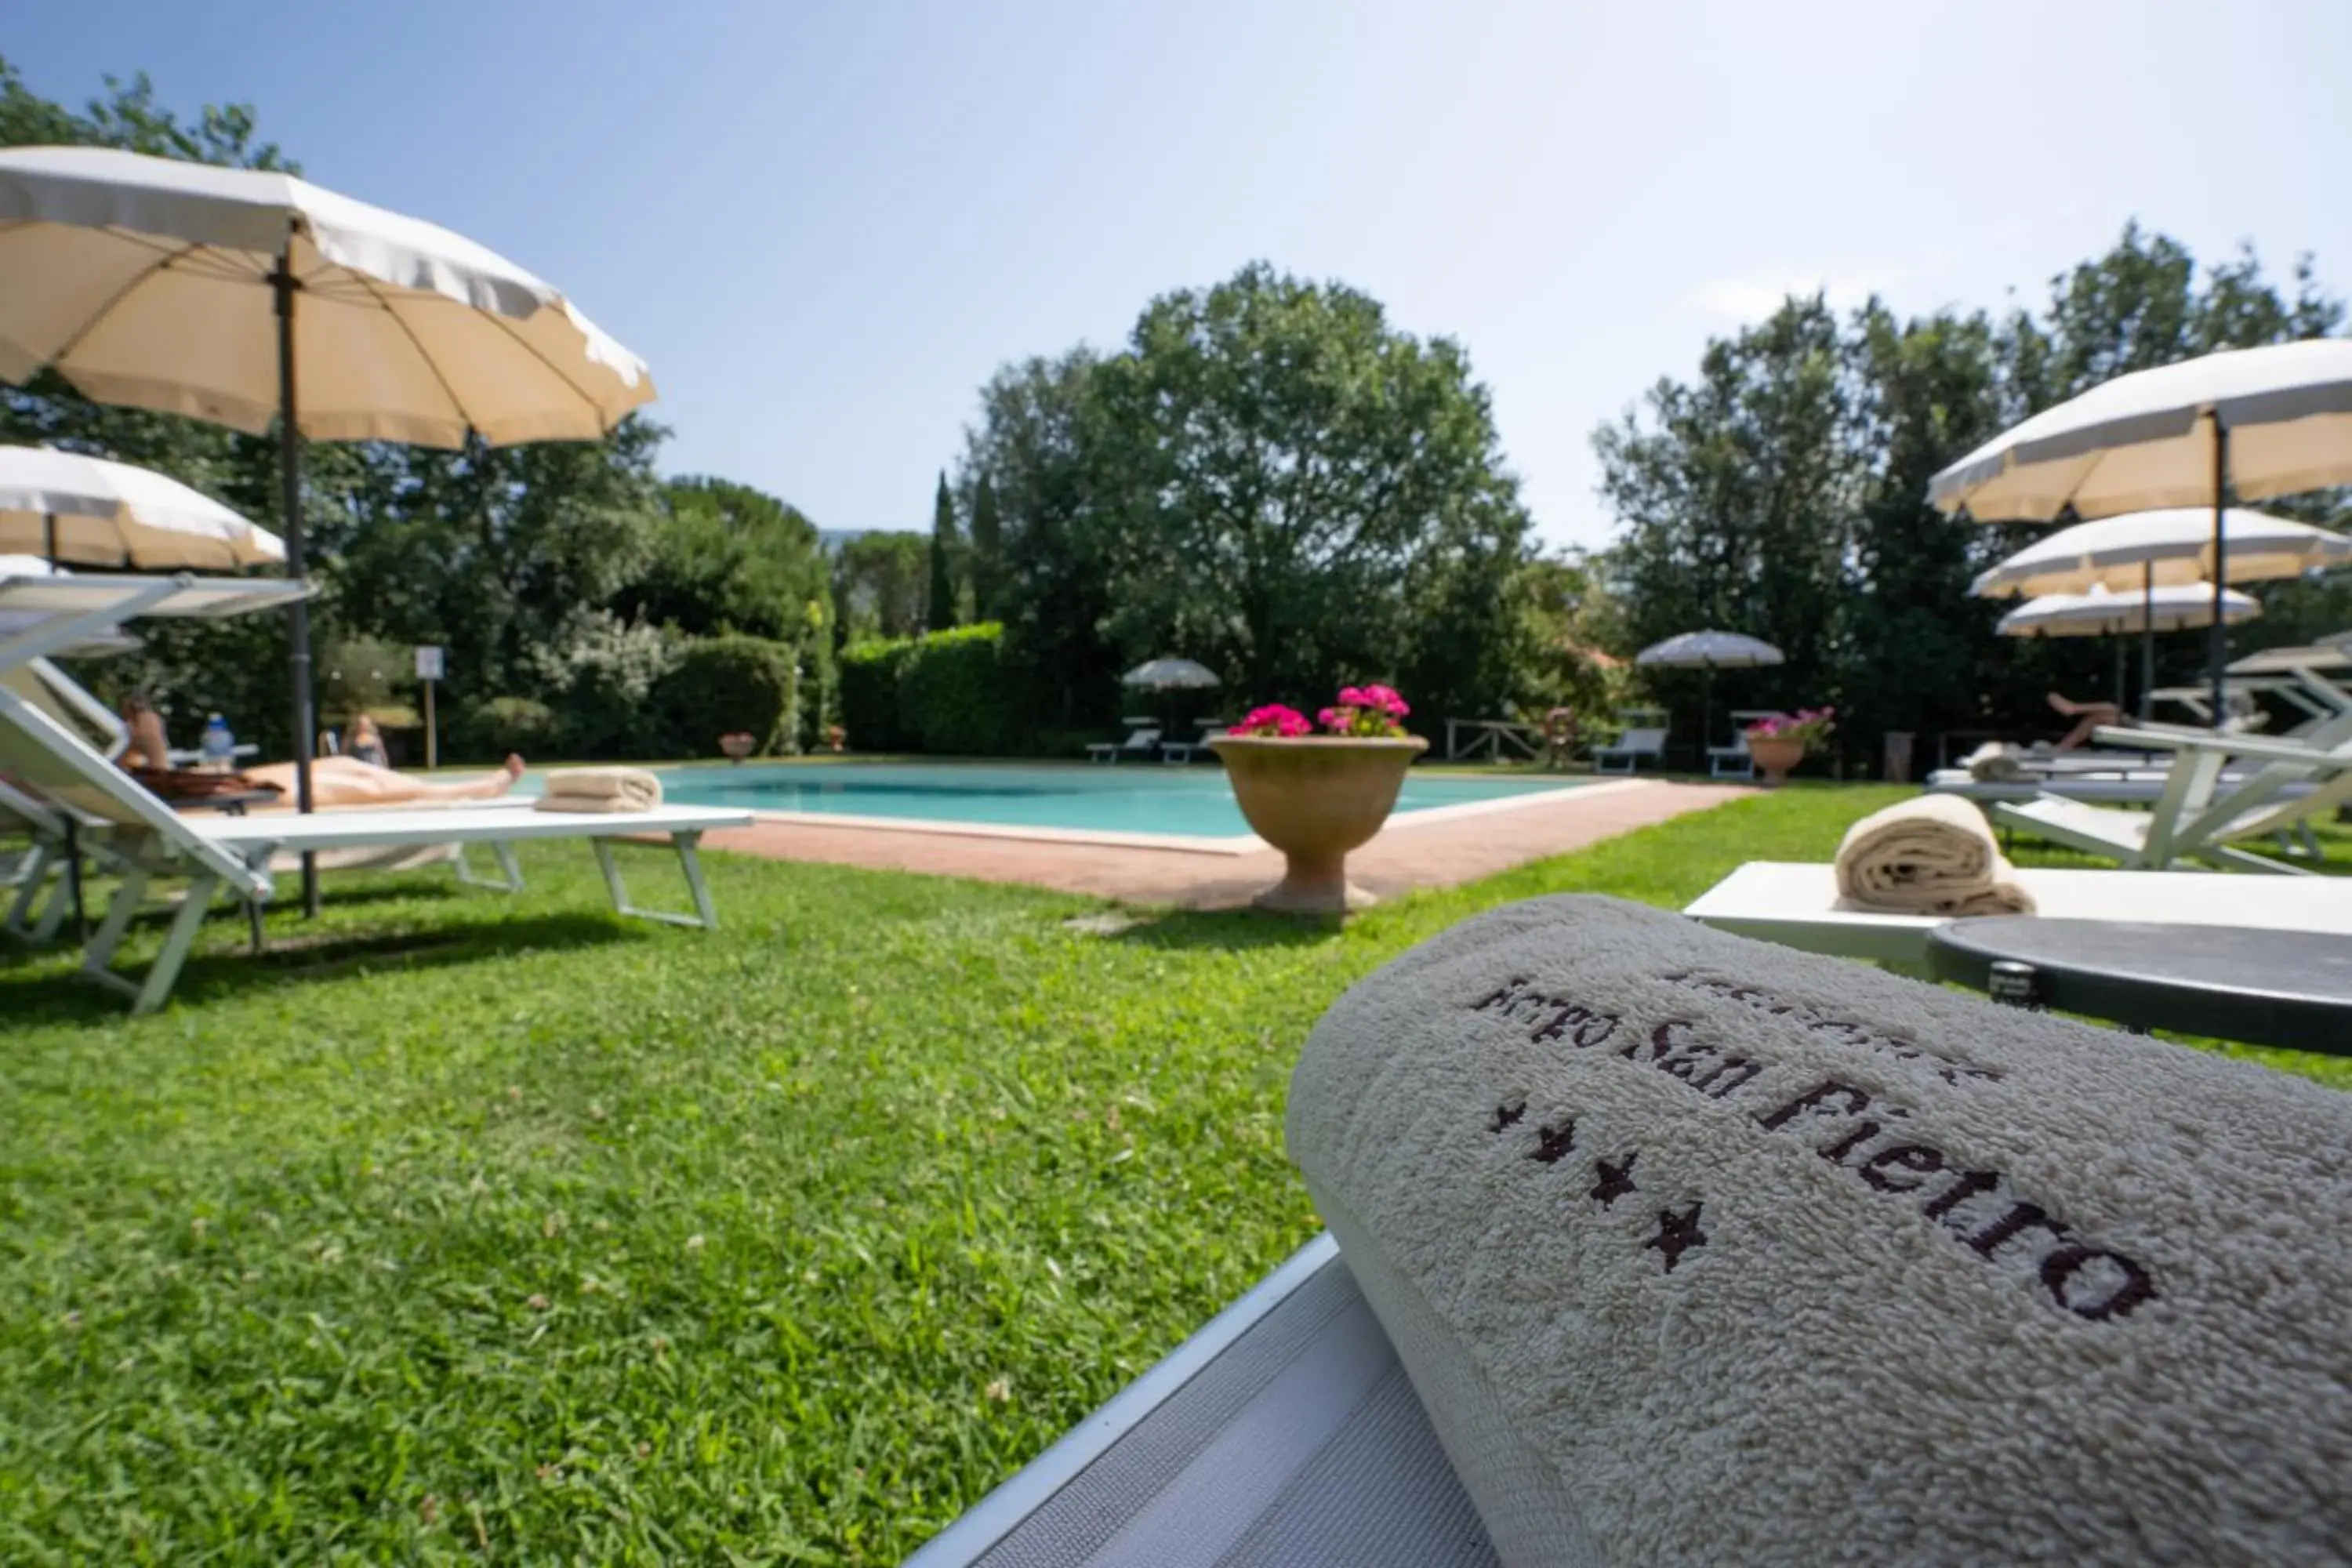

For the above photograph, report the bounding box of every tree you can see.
[967,476,1004,621]
[328,422,670,704]
[1593,295,1864,739]
[1087,263,1534,717]
[953,350,1112,730]
[831,532,929,642]
[625,477,827,644]
[927,471,959,630]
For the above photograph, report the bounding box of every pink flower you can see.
[1232,704,1312,738]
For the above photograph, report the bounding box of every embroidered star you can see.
[1645,1203,1708,1272]
[1530,1119,1577,1164]
[1589,1152,1638,1207]
[1490,1101,1526,1133]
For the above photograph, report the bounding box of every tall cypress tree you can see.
[968,476,1004,621]
[927,470,958,630]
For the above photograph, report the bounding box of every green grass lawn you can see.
[1,785,2344,1563]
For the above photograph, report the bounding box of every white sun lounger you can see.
[1989,721,2352,875]
[904,1232,1499,1568]
[0,681,751,1012]
[1684,860,2352,967]
[1592,725,1667,774]
[1087,726,1162,764]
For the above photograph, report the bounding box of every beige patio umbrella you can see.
[1969,507,2350,716]
[1929,339,2352,719]
[0,145,655,911]
[0,445,283,568]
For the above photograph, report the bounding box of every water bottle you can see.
[200,713,234,773]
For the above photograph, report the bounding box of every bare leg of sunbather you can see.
[246,753,525,807]
[2045,691,2123,752]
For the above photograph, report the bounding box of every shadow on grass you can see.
[1111,906,1341,951]
[0,911,637,1026]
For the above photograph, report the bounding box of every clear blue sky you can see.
[13,2,2352,550]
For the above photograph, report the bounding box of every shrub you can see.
[839,636,913,752]
[452,695,559,760]
[897,622,1007,755]
[654,636,800,757]
[527,608,681,757]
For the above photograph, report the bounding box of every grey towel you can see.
[1286,895,2351,1568]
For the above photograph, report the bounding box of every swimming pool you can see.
[648,762,1589,844]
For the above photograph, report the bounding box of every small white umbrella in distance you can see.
[0,144,655,913]
[0,445,282,568]
[1635,630,1784,753]
[1120,657,1221,690]
[1633,630,1786,670]
[1971,507,2349,717]
[1929,339,2352,717]
[1121,656,1221,735]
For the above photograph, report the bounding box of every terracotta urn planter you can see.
[719,732,756,763]
[1208,735,1429,913]
[1748,734,1805,787]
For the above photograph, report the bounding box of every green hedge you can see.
[839,625,1014,754]
[654,635,799,757]
[897,622,1007,755]
[449,695,559,760]
[840,637,913,752]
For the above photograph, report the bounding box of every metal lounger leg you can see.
[453,840,525,891]
[78,862,153,1000]
[132,871,222,1014]
[5,840,58,938]
[590,833,720,930]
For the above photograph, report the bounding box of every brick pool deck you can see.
[702,778,1751,908]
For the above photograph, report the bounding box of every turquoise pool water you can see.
[652,762,1584,839]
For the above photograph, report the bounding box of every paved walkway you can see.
[702,779,1751,908]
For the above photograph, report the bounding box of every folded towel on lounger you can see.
[1835,792,2034,915]
[532,767,662,814]
[1286,895,2352,1568]
[1961,741,2026,781]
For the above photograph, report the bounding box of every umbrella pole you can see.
[2111,638,2125,712]
[43,512,56,568]
[273,253,320,918]
[1702,665,1715,767]
[2209,418,2230,728]
[2139,560,2155,720]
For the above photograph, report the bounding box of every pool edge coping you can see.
[718,776,1652,857]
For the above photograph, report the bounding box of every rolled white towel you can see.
[1961,741,2026,781]
[532,767,662,814]
[1835,793,2034,915]
[1287,895,2352,1568]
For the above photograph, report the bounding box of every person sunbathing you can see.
[118,695,524,808]
[2045,690,2125,752]
[245,752,526,807]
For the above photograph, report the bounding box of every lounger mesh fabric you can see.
[956,1252,1497,1568]
[1287,895,2352,1567]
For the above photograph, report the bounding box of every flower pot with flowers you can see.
[1207,686,1429,913]
[1743,706,1833,787]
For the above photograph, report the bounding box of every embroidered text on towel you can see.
[1469,977,2155,1322]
